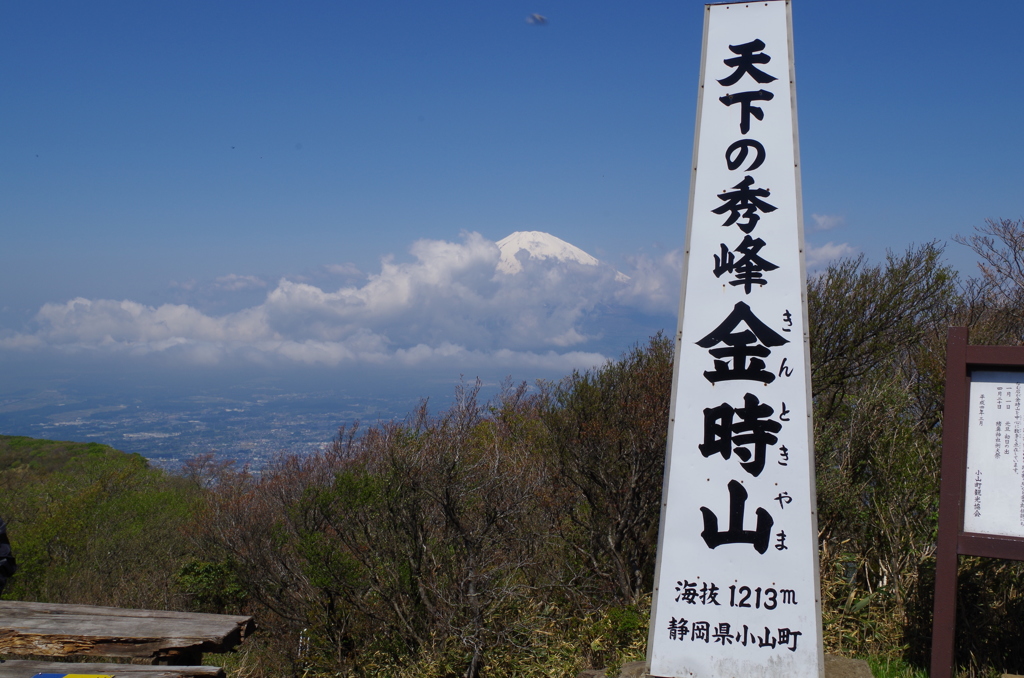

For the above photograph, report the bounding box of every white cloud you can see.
[27,298,273,347]
[806,241,857,269]
[614,249,684,314]
[1,232,675,371]
[811,213,845,231]
[0,332,44,350]
[169,279,198,291]
[214,274,267,291]
[323,263,363,277]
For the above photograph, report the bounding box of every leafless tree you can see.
[954,218,1024,298]
[542,334,672,606]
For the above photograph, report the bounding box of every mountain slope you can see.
[496,231,627,281]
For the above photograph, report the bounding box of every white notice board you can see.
[964,371,1024,538]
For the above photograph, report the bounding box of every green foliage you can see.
[810,235,1024,676]
[344,596,650,678]
[184,349,669,677]
[939,558,1024,677]
[0,435,137,473]
[808,242,956,420]
[175,559,248,613]
[18,234,1024,676]
[810,245,954,664]
[0,436,197,609]
[866,656,930,678]
[542,333,672,605]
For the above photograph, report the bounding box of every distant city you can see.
[0,378,448,471]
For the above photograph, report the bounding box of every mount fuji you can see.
[496,231,630,281]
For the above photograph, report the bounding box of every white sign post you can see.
[647,2,823,676]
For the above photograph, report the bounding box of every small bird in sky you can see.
[526,14,547,25]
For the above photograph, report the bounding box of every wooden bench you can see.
[0,601,254,678]
[0,660,222,677]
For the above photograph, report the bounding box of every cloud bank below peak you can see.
[0,232,682,373]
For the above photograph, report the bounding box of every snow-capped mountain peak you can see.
[495,231,630,281]
[496,231,601,274]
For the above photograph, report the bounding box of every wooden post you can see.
[931,326,968,678]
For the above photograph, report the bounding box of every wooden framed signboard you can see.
[647,2,823,676]
[932,327,1024,678]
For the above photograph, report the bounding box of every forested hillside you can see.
[0,435,197,609]
[5,225,1024,677]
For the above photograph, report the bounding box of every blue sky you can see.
[2,0,1023,420]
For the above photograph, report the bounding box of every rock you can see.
[580,654,874,677]
[617,662,649,678]
[825,654,874,678]
[576,660,647,678]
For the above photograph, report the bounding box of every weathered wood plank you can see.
[0,659,224,677]
[0,603,253,663]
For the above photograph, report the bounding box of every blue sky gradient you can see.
[2,0,1023,429]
